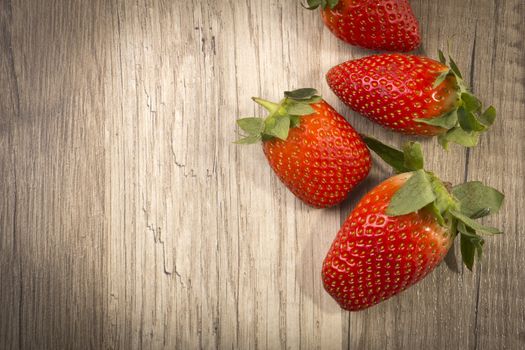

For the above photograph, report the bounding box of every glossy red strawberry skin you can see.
[322,173,452,310]
[326,54,459,136]
[263,100,371,208]
[322,0,420,52]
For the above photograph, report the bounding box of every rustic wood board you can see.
[0,0,523,349]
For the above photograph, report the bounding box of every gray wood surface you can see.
[0,0,523,349]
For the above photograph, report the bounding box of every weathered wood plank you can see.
[102,1,348,348]
[0,2,21,348]
[1,0,106,349]
[468,1,525,349]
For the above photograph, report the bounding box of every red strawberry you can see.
[305,0,420,52]
[322,137,504,310]
[326,52,497,148]
[236,89,371,208]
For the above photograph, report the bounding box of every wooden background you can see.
[0,0,523,349]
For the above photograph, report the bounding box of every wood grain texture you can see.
[0,0,523,349]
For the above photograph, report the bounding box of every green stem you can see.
[252,97,280,113]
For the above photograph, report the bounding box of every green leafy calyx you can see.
[363,136,505,270]
[235,89,322,144]
[362,136,424,174]
[302,0,340,10]
[415,50,497,150]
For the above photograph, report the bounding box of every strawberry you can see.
[304,0,420,52]
[236,88,371,208]
[322,136,504,310]
[326,52,497,148]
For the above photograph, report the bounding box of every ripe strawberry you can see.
[326,52,497,148]
[236,88,371,208]
[304,0,420,52]
[322,137,504,310]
